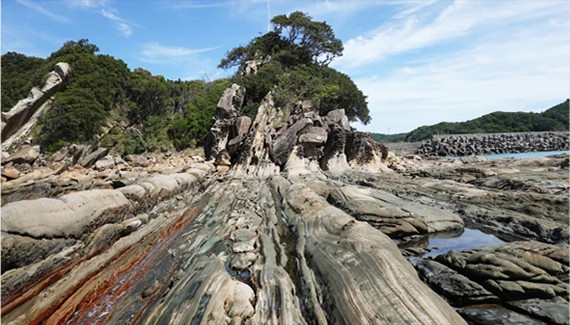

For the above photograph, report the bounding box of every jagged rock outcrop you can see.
[416,132,570,157]
[1,62,70,151]
[2,145,41,165]
[2,83,567,325]
[205,84,389,176]
[239,55,271,76]
[204,83,246,162]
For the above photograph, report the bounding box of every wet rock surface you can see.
[1,84,568,324]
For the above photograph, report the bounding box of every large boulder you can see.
[271,118,313,166]
[94,155,115,171]
[1,165,21,180]
[3,145,40,165]
[1,190,132,239]
[346,132,389,172]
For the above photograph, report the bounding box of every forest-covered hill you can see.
[2,13,369,156]
[371,100,569,143]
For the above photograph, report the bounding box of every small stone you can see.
[217,165,230,173]
[121,218,143,235]
[141,280,160,298]
[2,165,20,179]
[231,252,257,270]
[136,213,149,224]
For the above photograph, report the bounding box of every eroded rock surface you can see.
[1,63,70,151]
[1,84,568,324]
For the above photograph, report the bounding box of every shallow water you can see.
[449,150,569,160]
[423,228,503,258]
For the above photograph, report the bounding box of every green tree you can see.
[168,79,229,150]
[38,86,107,153]
[127,68,173,124]
[220,12,370,124]
[219,11,343,69]
[271,11,343,66]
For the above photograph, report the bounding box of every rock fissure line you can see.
[1,82,568,324]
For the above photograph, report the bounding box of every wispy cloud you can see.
[138,42,219,63]
[65,0,110,9]
[344,1,570,133]
[16,0,71,24]
[101,8,133,37]
[334,1,565,71]
[63,0,136,37]
[137,42,225,81]
[170,2,225,9]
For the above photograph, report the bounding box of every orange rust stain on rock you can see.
[1,257,83,315]
[36,201,207,325]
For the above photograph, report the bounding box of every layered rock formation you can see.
[416,132,570,157]
[410,241,569,325]
[1,84,568,324]
[1,62,70,151]
[205,84,390,176]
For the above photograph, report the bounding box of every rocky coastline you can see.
[1,83,568,324]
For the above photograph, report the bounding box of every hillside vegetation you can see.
[371,100,569,143]
[219,11,369,124]
[2,39,229,154]
[2,12,370,155]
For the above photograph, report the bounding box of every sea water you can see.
[450,150,569,160]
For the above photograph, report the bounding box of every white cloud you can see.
[116,23,132,37]
[136,43,227,81]
[65,0,110,9]
[15,0,71,23]
[334,1,566,70]
[170,2,225,9]
[101,8,121,20]
[140,42,218,60]
[100,8,135,37]
[341,1,570,133]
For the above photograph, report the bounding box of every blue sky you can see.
[2,0,569,133]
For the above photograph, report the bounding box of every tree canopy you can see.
[219,12,343,70]
[219,11,370,124]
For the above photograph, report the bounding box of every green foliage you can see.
[404,100,570,142]
[542,99,569,127]
[101,126,146,155]
[167,79,229,150]
[271,11,343,66]
[370,133,408,143]
[38,86,108,153]
[220,12,369,124]
[219,12,342,69]
[1,52,45,111]
[233,62,369,123]
[316,67,369,124]
[143,115,172,152]
[127,68,173,124]
[2,38,232,153]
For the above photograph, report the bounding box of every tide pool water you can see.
[449,150,569,160]
[423,228,503,258]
